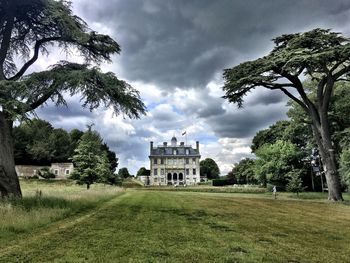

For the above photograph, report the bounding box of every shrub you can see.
[38,167,56,180]
[212,179,229,186]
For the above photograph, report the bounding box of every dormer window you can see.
[173,149,177,155]
[186,149,189,155]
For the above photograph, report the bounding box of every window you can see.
[161,169,164,175]
[173,159,177,165]
[186,149,189,155]
[173,149,177,155]
[193,168,196,175]
[154,177,158,182]
[168,159,172,165]
[192,158,196,165]
[160,158,164,165]
[186,158,189,164]
[178,158,183,164]
[54,169,59,175]
[154,158,158,165]
[154,168,158,176]
[161,178,164,183]
[65,169,70,175]
[186,169,189,175]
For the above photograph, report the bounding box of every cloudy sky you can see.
[34,0,350,175]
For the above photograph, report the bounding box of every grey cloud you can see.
[207,103,288,138]
[76,0,350,89]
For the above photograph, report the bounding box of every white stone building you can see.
[149,136,201,186]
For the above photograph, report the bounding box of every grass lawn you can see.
[1,182,350,262]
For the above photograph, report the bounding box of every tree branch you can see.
[279,87,308,112]
[9,37,61,81]
[0,13,14,80]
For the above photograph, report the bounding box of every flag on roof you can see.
[182,131,186,136]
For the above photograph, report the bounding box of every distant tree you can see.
[118,167,130,179]
[232,158,257,184]
[136,167,150,176]
[226,171,237,185]
[13,119,72,165]
[223,29,350,200]
[96,152,115,185]
[340,148,350,193]
[69,129,84,157]
[71,129,104,189]
[254,140,304,188]
[0,0,145,198]
[286,170,306,196]
[101,143,118,173]
[200,158,220,179]
[48,128,71,162]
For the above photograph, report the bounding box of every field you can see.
[0,181,350,262]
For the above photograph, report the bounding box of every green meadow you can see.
[0,180,349,262]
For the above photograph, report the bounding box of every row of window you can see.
[153,168,196,176]
[153,158,197,165]
[154,178,197,183]
[159,149,191,155]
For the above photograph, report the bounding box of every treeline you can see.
[13,119,118,173]
[228,81,350,193]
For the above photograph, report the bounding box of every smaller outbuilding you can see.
[16,162,74,179]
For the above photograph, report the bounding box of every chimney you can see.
[180,142,184,146]
[163,142,167,146]
[196,141,199,152]
[150,141,153,152]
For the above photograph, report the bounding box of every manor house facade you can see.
[149,136,201,186]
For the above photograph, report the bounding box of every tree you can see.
[200,158,220,179]
[254,140,304,188]
[232,158,257,184]
[286,170,306,196]
[136,167,150,176]
[100,143,118,174]
[71,129,104,189]
[251,120,310,153]
[118,167,130,179]
[13,119,71,164]
[96,152,115,185]
[0,0,145,197]
[340,148,350,193]
[69,129,84,157]
[223,29,350,201]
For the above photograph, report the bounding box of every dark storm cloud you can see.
[207,102,288,138]
[77,0,350,89]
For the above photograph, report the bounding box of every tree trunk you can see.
[311,113,343,201]
[0,111,22,198]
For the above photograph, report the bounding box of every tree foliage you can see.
[71,129,105,189]
[232,158,257,184]
[0,0,145,197]
[286,170,306,195]
[340,148,350,192]
[223,28,350,201]
[118,167,130,179]
[136,167,150,177]
[200,158,220,179]
[254,140,304,188]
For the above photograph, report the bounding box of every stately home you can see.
[149,136,201,186]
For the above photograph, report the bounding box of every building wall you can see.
[50,163,74,179]
[150,156,200,185]
[15,165,46,178]
[16,163,74,179]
